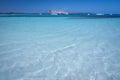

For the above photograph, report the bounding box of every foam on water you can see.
[0,17,120,80]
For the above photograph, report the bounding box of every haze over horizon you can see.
[0,0,120,14]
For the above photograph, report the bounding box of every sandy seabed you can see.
[0,17,120,80]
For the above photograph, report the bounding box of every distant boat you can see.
[51,13,58,15]
[64,13,69,15]
[88,14,90,15]
[96,13,104,15]
[49,10,68,15]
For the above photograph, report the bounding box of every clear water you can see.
[0,16,120,80]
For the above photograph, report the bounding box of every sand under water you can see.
[0,16,120,80]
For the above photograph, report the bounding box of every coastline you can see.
[0,13,120,18]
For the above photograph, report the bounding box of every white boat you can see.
[51,13,58,15]
[96,13,104,15]
[88,14,90,15]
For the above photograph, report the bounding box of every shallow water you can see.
[0,17,120,80]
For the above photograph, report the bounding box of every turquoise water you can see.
[0,16,120,80]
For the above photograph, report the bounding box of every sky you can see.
[0,0,120,13]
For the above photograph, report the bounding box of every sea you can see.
[0,14,120,80]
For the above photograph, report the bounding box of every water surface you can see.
[0,16,120,80]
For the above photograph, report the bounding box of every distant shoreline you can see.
[0,13,120,18]
[0,12,120,15]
